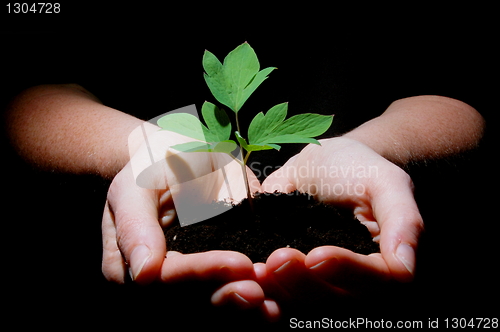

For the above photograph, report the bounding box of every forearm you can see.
[5,84,157,178]
[343,95,485,166]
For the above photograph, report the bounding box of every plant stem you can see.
[235,111,245,139]
[235,113,254,207]
[243,151,252,165]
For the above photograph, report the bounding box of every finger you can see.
[253,262,287,305]
[101,201,127,283]
[246,166,262,194]
[261,160,297,194]
[253,262,273,292]
[107,165,166,285]
[216,158,262,201]
[371,174,424,282]
[265,248,346,301]
[252,263,282,321]
[306,246,391,295]
[158,189,176,228]
[264,248,306,301]
[160,250,255,283]
[355,212,381,239]
[211,280,265,310]
[211,280,281,322]
[259,299,281,323]
[360,220,381,240]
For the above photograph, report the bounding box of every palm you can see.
[261,137,424,300]
[101,128,275,315]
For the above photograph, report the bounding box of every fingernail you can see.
[218,265,239,279]
[230,292,253,310]
[211,289,254,309]
[309,257,336,271]
[308,258,340,282]
[395,243,415,275]
[273,259,299,276]
[130,245,152,280]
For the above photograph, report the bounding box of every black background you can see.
[1,3,497,329]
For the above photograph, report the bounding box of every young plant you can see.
[157,42,333,202]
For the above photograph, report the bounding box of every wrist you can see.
[342,119,411,167]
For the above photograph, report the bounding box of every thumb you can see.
[107,164,167,284]
[371,174,424,282]
[262,157,297,193]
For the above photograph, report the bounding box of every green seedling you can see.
[158,42,333,202]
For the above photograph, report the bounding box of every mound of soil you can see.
[164,191,379,263]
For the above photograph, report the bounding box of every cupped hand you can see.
[101,126,278,315]
[261,137,424,300]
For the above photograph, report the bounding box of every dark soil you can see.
[164,191,379,263]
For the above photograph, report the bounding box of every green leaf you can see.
[211,140,238,154]
[202,50,223,77]
[170,141,213,153]
[247,102,334,147]
[274,113,334,137]
[238,66,275,111]
[204,75,233,112]
[260,134,320,145]
[223,42,260,97]
[246,143,281,152]
[157,113,211,141]
[235,131,249,150]
[203,43,276,113]
[201,101,231,141]
[170,140,238,154]
[248,102,288,144]
[157,103,233,145]
[235,131,280,152]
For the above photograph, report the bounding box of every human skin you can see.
[5,84,277,317]
[260,95,484,303]
[5,85,485,319]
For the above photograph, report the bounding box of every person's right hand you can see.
[101,126,279,317]
[259,137,424,303]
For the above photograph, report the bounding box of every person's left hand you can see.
[259,137,424,303]
[101,128,283,319]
